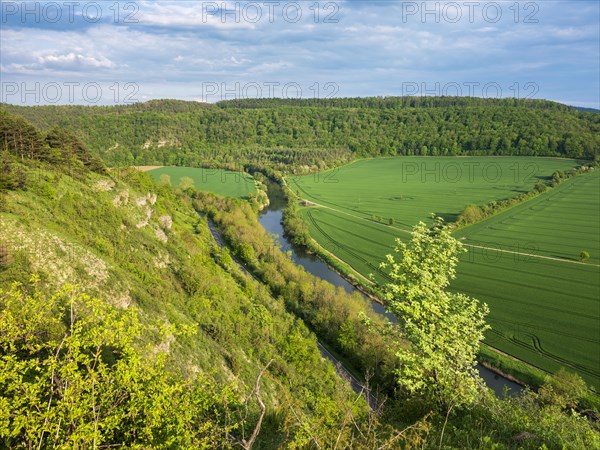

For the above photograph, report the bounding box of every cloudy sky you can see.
[1,1,598,107]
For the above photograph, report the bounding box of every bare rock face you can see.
[92,180,115,192]
[159,215,173,230]
[113,190,129,206]
[155,228,168,243]
[136,207,152,229]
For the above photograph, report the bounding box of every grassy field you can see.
[147,167,256,199]
[453,171,600,387]
[290,157,600,388]
[289,157,581,228]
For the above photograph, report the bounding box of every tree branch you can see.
[241,359,273,450]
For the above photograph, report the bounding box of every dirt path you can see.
[134,166,163,172]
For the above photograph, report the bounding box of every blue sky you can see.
[1,1,598,107]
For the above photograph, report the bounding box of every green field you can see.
[290,157,600,388]
[289,157,581,228]
[148,167,256,199]
[452,171,600,386]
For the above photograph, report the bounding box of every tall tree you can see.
[379,217,490,410]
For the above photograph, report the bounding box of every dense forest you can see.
[2,97,599,172]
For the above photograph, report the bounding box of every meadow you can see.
[290,157,600,388]
[289,157,581,228]
[147,166,256,199]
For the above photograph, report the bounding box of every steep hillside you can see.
[0,112,385,448]
[2,111,599,448]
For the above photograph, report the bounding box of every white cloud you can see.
[140,1,258,30]
[37,53,116,69]
[0,0,597,106]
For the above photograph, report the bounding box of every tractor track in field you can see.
[301,199,600,268]
[487,328,600,381]
[484,314,600,379]
[498,318,600,345]
[515,333,600,379]
[306,210,393,283]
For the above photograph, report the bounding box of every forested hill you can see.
[2,97,599,170]
[214,96,576,110]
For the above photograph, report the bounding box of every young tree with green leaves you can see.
[378,217,490,411]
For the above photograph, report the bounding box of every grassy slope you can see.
[0,162,364,446]
[291,158,599,389]
[147,166,256,199]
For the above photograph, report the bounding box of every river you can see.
[258,180,523,397]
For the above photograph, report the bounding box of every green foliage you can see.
[458,204,484,224]
[580,250,590,262]
[0,110,45,161]
[283,200,312,247]
[538,368,588,409]
[3,96,599,170]
[0,121,387,447]
[433,388,600,449]
[0,111,106,191]
[158,173,171,186]
[0,277,241,448]
[0,150,27,192]
[178,175,195,190]
[379,217,490,410]
[45,127,106,174]
[194,192,397,391]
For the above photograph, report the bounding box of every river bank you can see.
[260,179,524,396]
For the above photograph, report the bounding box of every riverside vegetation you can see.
[1,106,599,448]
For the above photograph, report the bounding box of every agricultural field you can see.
[147,166,256,199]
[454,170,600,387]
[289,157,581,228]
[290,157,600,388]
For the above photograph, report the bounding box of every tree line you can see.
[2,97,598,172]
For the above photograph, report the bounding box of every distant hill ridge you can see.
[2,96,598,170]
